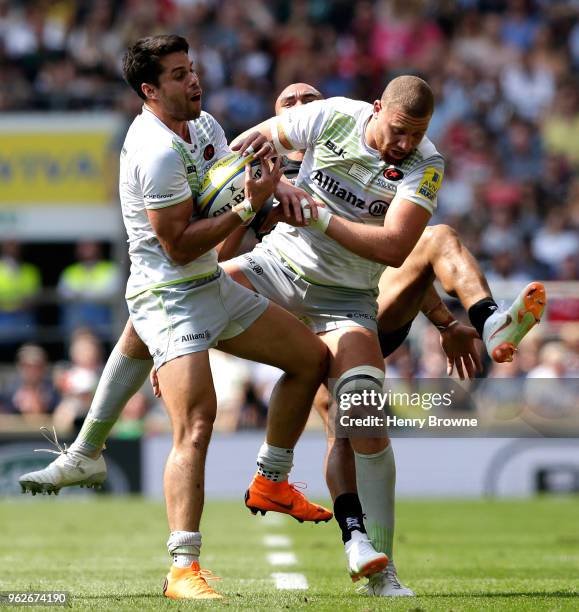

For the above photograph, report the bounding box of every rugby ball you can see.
[197,152,261,218]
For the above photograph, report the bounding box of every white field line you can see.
[261,512,285,526]
[262,514,307,590]
[267,551,297,566]
[271,572,309,590]
[263,535,291,547]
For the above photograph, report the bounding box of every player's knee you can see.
[190,423,213,451]
[173,408,216,450]
[327,435,351,455]
[424,224,459,250]
[333,365,385,412]
[290,341,329,383]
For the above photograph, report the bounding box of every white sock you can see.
[256,442,294,482]
[167,531,201,568]
[70,347,152,457]
[354,444,395,559]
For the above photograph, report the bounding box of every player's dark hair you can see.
[122,35,189,100]
[381,75,434,118]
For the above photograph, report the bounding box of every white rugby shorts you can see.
[127,269,268,369]
[231,247,378,335]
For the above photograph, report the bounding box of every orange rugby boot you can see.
[163,561,223,600]
[483,281,546,363]
[245,473,333,523]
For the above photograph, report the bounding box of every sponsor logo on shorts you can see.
[244,255,264,275]
[180,330,211,342]
[203,144,215,160]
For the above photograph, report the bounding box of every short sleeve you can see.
[277,99,330,150]
[392,158,445,215]
[137,147,192,210]
[211,118,231,158]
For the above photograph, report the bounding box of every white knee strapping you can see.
[333,365,385,404]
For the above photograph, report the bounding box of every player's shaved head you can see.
[381,76,434,118]
[275,82,323,115]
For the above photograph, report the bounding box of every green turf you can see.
[1,496,578,610]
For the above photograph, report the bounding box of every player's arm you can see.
[323,199,431,267]
[148,196,245,265]
[231,121,319,224]
[216,226,253,262]
[230,119,279,154]
[420,284,482,379]
[421,284,456,329]
[148,161,280,265]
[231,116,298,160]
[313,158,445,267]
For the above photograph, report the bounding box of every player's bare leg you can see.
[157,351,223,600]
[313,386,357,499]
[378,225,546,363]
[218,301,328,449]
[158,352,216,533]
[215,291,333,523]
[318,326,391,581]
[19,319,152,494]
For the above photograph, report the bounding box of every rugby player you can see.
[20,35,333,600]
[20,76,545,597]
[227,78,546,596]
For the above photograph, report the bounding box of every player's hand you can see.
[440,322,482,380]
[231,132,275,159]
[245,157,282,211]
[150,367,161,398]
[274,182,324,225]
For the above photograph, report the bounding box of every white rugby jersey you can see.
[262,97,444,290]
[119,107,229,298]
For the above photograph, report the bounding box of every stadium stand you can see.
[0,0,577,433]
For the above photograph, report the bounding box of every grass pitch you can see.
[1,496,578,610]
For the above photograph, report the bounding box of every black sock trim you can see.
[468,297,498,338]
[334,493,366,543]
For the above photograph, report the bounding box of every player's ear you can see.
[373,100,382,117]
[142,83,157,101]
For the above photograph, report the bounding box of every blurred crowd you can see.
[0,329,284,435]
[1,0,578,432]
[0,239,121,348]
[2,319,578,434]
[1,0,578,279]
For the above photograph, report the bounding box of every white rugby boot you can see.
[358,561,415,597]
[483,282,546,363]
[345,530,389,582]
[19,427,106,495]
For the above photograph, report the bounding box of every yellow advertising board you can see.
[0,114,122,207]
